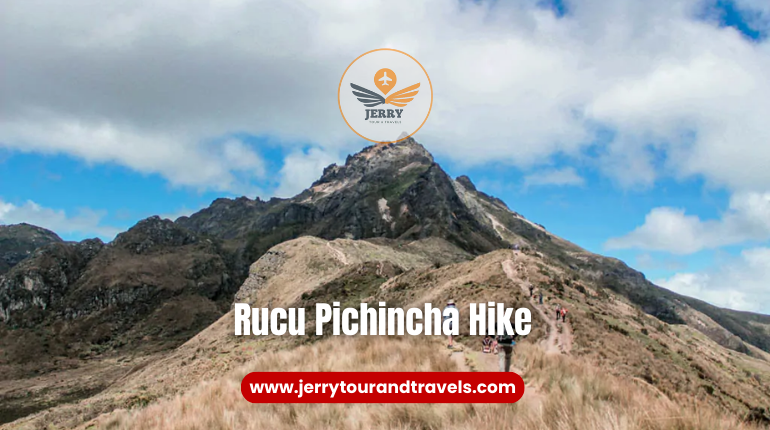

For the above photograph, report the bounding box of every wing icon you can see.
[385,83,420,107]
[350,82,421,108]
[351,83,385,107]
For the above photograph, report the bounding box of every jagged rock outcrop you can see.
[175,197,279,240]
[112,216,200,253]
[0,218,240,376]
[0,239,103,324]
[177,139,527,267]
[0,223,63,275]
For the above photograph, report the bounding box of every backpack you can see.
[443,305,456,320]
[494,323,517,345]
[497,333,517,345]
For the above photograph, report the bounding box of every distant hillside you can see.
[0,223,62,275]
[0,217,241,380]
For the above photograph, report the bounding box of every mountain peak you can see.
[455,175,477,191]
[0,223,62,242]
[352,137,433,163]
[315,138,433,186]
[114,216,199,254]
[0,223,64,274]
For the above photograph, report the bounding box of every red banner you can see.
[241,372,525,403]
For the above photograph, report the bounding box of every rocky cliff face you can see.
[176,139,539,268]
[0,224,63,275]
[0,239,103,325]
[0,217,240,378]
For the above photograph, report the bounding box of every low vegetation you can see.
[95,337,765,430]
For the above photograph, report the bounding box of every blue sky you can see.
[1,0,769,313]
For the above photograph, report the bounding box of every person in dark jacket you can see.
[494,323,517,372]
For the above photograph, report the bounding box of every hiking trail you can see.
[453,345,544,408]
[438,253,568,409]
[502,255,572,355]
[327,241,348,265]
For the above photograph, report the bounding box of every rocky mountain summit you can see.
[0,224,62,275]
[176,138,551,268]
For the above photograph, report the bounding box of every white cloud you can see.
[605,191,770,254]
[274,147,342,198]
[0,198,121,241]
[523,167,585,188]
[1,0,770,193]
[0,117,266,193]
[654,247,770,313]
[221,138,265,174]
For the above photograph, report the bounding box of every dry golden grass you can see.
[517,343,760,430]
[91,336,766,430]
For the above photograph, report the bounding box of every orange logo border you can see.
[338,48,433,145]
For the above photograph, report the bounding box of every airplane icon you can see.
[378,72,392,86]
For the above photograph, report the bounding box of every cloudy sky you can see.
[1,0,769,313]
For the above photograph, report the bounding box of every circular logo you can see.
[338,49,433,144]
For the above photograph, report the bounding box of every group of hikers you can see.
[475,326,516,372]
[555,303,568,322]
[528,284,544,304]
[443,299,518,372]
[528,284,568,323]
[443,284,570,371]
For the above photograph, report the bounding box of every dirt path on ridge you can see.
[455,345,544,408]
[502,255,572,355]
[326,241,348,265]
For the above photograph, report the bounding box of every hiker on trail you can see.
[555,303,561,321]
[528,284,534,298]
[494,322,517,372]
[561,307,568,323]
[482,335,493,353]
[444,299,457,349]
[538,290,543,304]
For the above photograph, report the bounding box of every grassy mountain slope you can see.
[6,237,768,429]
